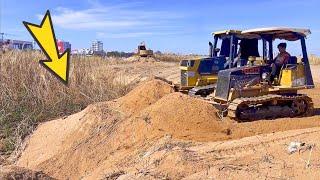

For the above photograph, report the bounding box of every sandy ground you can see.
[2,61,320,179]
[110,61,180,85]
[311,65,320,83]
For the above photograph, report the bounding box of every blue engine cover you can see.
[198,57,226,75]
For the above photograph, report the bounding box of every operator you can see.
[270,43,291,81]
[234,40,248,67]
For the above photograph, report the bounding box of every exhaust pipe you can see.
[209,41,213,57]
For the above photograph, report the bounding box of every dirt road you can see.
[110,61,180,85]
[112,61,319,85]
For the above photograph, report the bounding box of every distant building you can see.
[0,39,33,50]
[91,40,103,52]
[57,39,71,54]
[71,48,93,56]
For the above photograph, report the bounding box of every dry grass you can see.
[0,51,134,154]
[155,53,320,65]
[309,54,320,65]
[154,53,202,62]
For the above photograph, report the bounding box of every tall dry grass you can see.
[155,53,320,65]
[0,51,134,154]
[309,54,320,65]
[154,53,202,62]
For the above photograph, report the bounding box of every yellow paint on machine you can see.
[179,59,219,89]
[280,64,305,87]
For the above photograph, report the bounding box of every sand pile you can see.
[136,90,320,142]
[17,101,128,178]
[117,79,174,114]
[133,92,230,141]
[17,79,226,179]
[16,105,102,168]
[15,79,320,179]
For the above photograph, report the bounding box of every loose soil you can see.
[13,77,320,179]
[0,166,53,180]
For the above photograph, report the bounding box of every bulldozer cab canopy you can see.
[210,30,242,58]
[212,29,260,39]
[212,30,242,36]
[211,29,260,58]
[242,27,311,41]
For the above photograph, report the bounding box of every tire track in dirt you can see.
[190,127,320,157]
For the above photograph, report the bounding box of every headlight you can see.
[262,72,268,80]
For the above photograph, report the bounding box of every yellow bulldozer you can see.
[208,27,315,120]
[179,27,314,120]
[179,30,245,96]
[136,41,153,57]
[179,29,264,96]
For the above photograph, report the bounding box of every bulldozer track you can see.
[228,94,314,121]
[188,84,216,97]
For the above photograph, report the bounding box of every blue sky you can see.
[1,0,320,55]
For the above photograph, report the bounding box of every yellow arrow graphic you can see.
[23,10,70,85]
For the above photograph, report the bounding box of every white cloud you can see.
[37,8,144,29]
[38,2,183,32]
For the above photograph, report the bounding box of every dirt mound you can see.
[17,80,226,179]
[16,79,320,179]
[131,92,320,142]
[0,166,53,180]
[134,92,229,141]
[117,79,174,114]
[16,105,100,168]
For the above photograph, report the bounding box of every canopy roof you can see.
[212,30,242,36]
[242,27,311,41]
